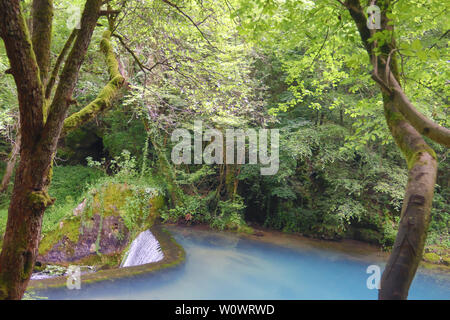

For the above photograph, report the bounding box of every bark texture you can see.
[380,96,437,299]
[31,0,53,86]
[0,0,124,300]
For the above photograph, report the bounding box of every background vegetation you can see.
[0,0,448,263]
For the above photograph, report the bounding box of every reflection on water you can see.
[33,226,450,300]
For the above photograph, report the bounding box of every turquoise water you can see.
[34,226,450,300]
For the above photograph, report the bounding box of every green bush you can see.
[211,195,250,233]
[49,165,105,203]
[161,193,212,224]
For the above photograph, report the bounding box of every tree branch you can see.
[62,30,126,135]
[45,29,79,100]
[345,0,374,56]
[99,10,121,16]
[41,0,103,147]
[31,0,54,85]
[346,0,450,147]
[388,73,450,147]
[160,0,215,49]
[112,33,168,74]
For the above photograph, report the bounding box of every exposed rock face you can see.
[35,182,164,267]
[38,214,129,264]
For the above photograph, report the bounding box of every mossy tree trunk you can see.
[342,0,449,299]
[0,0,125,300]
[147,126,181,206]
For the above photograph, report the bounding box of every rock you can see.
[423,252,441,264]
[350,228,382,245]
[37,182,163,267]
[73,198,87,216]
[39,214,130,264]
[442,256,450,266]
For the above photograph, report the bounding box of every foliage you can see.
[212,195,251,233]
[0,0,448,264]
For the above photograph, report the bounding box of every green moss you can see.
[47,165,53,183]
[76,251,123,269]
[28,191,55,210]
[383,102,437,170]
[225,169,235,197]
[423,252,441,264]
[150,195,165,217]
[385,108,405,126]
[39,217,81,255]
[43,99,50,123]
[62,30,125,135]
[22,251,34,280]
[0,281,6,300]
[237,225,254,235]
[37,180,167,268]
[100,31,121,78]
[31,0,53,81]
[405,144,437,170]
[88,183,132,218]
[442,256,450,266]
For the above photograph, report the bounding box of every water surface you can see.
[33,226,450,300]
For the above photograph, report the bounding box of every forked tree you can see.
[0,0,125,299]
[338,0,450,299]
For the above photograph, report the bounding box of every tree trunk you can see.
[378,96,437,299]
[0,150,54,299]
[0,0,121,300]
[344,0,444,299]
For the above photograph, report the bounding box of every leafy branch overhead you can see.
[338,0,450,148]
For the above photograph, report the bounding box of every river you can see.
[32,225,450,300]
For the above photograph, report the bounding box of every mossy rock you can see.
[37,183,165,268]
[28,225,185,291]
[150,194,165,216]
[39,218,81,255]
[38,213,130,266]
[423,252,441,264]
[89,183,132,217]
[425,245,448,256]
[350,228,382,245]
[442,256,450,266]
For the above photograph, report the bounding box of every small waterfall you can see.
[120,230,164,268]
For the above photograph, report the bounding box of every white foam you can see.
[120,230,164,268]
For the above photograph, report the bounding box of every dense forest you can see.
[0,0,448,300]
